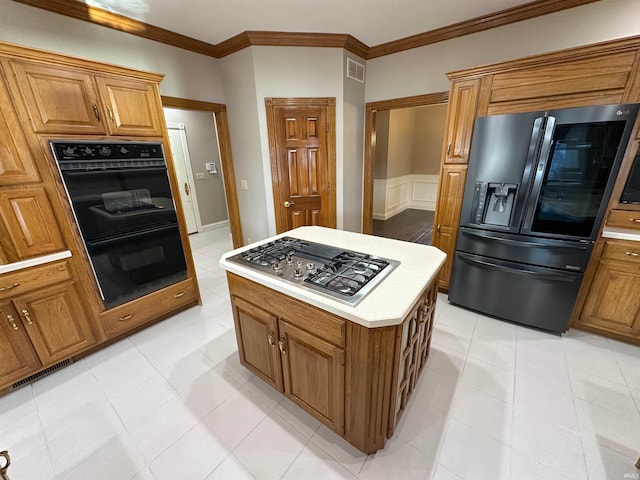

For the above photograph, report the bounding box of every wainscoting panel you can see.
[373,175,439,220]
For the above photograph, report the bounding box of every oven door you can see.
[85,223,187,308]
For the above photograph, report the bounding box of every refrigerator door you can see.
[459,111,545,234]
[448,251,584,332]
[521,103,639,241]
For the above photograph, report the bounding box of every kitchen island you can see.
[219,227,445,453]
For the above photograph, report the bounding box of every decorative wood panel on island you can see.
[219,227,446,453]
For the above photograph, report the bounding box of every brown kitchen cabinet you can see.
[231,292,345,434]
[228,270,439,453]
[0,260,97,389]
[0,186,66,263]
[0,301,41,389]
[432,164,467,289]
[442,79,480,165]
[8,59,164,137]
[572,239,640,344]
[0,69,39,186]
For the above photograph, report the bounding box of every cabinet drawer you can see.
[100,278,197,338]
[601,239,640,264]
[607,210,640,230]
[0,260,72,300]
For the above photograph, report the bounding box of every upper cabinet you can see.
[7,60,164,137]
[442,79,480,165]
[0,69,39,185]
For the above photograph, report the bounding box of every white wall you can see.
[0,0,225,102]
[365,0,640,102]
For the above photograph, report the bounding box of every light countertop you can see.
[219,226,446,328]
[0,250,72,275]
[602,227,640,242]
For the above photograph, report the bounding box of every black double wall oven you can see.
[448,103,639,333]
[51,140,187,308]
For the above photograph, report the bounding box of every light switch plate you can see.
[196,172,205,180]
[240,180,248,190]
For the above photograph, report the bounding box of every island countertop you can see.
[219,226,446,328]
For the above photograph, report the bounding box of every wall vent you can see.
[346,57,365,83]
[10,358,73,391]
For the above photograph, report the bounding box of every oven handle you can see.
[61,167,168,176]
[456,253,580,282]
[86,223,179,247]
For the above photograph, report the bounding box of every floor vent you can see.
[10,359,73,391]
[346,57,365,83]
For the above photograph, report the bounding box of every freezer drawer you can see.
[448,251,583,332]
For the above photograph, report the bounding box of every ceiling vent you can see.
[346,57,365,83]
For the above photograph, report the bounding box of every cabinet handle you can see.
[436,224,441,233]
[447,142,451,155]
[629,218,640,223]
[21,309,32,325]
[119,314,134,321]
[268,333,275,347]
[6,313,19,331]
[625,251,639,257]
[174,292,185,298]
[92,103,101,121]
[107,105,114,122]
[278,337,286,354]
[0,282,19,292]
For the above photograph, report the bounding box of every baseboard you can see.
[199,219,230,232]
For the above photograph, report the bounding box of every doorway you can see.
[162,96,243,249]
[363,92,449,244]
[265,97,337,233]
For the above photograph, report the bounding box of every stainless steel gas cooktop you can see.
[227,237,400,306]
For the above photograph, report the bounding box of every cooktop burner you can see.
[228,237,400,305]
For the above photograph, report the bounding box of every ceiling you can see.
[83,0,536,47]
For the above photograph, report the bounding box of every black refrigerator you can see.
[448,103,639,332]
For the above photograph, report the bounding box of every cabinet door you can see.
[0,186,65,261]
[231,296,283,390]
[579,251,640,337]
[95,76,164,136]
[433,165,468,289]
[0,302,41,389]
[0,71,39,185]
[443,79,480,164]
[10,61,106,134]
[14,283,96,365]
[279,319,344,433]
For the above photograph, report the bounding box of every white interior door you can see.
[167,123,200,234]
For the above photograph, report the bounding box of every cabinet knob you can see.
[21,309,33,325]
[0,282,19,292]
[278,337,286,353]
[6,313,19,331]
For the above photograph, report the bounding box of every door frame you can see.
[166,122,202,234]
[362,92,449,234]
[162,96,244,248]
[265,97,337,233]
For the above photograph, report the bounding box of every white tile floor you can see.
[2,226,640,479]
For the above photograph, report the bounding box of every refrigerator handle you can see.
[522,115,556,230]
[457,252,578,282]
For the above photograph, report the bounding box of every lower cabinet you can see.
[573,238,640,343]
[0,271,97,389]
[228,271,439,453]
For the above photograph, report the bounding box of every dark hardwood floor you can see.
[372,209,435,245]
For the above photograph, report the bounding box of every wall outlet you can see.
[240,179,248,190]
[196,172,205,180]
[247,237,252,244]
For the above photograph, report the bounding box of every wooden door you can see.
[9,60,107,134]
[0,302,41,389]
[95,76,164,136]
[0,186,65,261]
[14,282,96,365]
[266,98,336,233]
[279,319,344,434]
[231,296,283,390]
[0,71,39,185]
[432,165,468,289]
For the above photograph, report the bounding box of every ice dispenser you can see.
[470,182,518,227]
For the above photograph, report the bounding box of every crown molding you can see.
[12,0,599,60]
